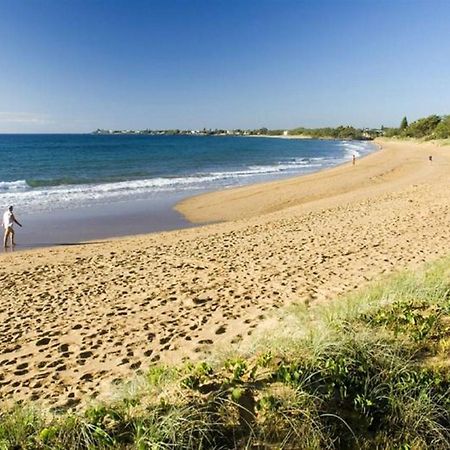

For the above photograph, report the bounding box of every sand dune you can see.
[1,138,449,410]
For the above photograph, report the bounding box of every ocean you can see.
[0,134,374,212]
[0,134,375,246]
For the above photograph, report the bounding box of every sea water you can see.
[0,134,375,246]
[0,134,374,214]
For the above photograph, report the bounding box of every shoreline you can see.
[1,138,449,410]
[175,138,388,223]
[3,192,194,252]
[2,138,376,252]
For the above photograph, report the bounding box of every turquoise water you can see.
[0,134,374,214]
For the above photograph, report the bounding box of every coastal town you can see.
[92,126,382,139]
[93,127,260,136]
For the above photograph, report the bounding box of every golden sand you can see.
[1,139,449,409]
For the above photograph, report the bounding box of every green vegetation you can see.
[1,258,450,449]
[384,114,450,140]
[95,113,450,141]
[434,116,450,140]
[289,125,374,140]
[400,116,408,131]
[248,127,285,136]
[93,126,376,140]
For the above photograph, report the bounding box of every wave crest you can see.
[0,180,29,192]
[0,141,375,212]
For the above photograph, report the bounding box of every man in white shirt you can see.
[3,205,22,248]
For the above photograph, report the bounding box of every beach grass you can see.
[1,257,450,449]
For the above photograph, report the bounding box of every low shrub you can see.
[1,258,450,449]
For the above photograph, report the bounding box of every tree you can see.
[404,115,441,138]
[400,116,408,130]
[433,116,450,139]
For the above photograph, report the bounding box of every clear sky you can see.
[0,0,449,133]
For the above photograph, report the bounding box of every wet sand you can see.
[1,138,449,410]
[8,192,194,250]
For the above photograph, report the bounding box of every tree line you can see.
[289,125,374,140]
[383,114,450,139]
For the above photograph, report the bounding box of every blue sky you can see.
[0,0,449,132]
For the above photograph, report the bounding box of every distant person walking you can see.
[3,206,22,248]
[352,154,356,166]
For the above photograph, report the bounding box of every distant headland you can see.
[92,125,379,140]
[92,114,450,141]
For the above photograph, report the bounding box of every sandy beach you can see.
[1,138,449,410]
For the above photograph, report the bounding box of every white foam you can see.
[0,173,248,212]
[0,180,29,192]
[0,142,375,213]
[0,166,304,212]
[338,141,374,159]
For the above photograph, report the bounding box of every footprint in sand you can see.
[215,325,226,335]
[58,344,70,353]
[231,335,242,344]
[16,362,28,370]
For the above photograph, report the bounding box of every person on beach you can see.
[352,154,356,166]
[3,205,22,248]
